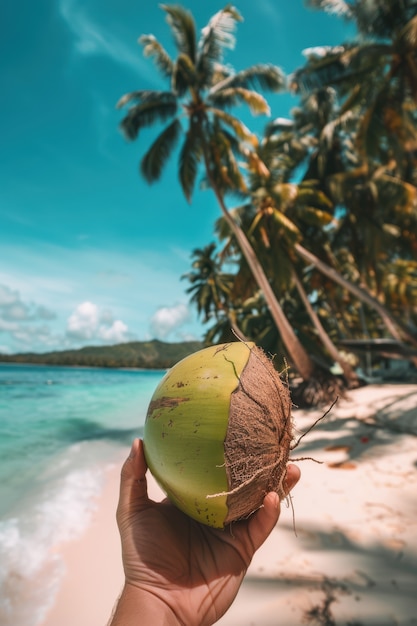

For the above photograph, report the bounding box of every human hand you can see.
[111,438,300,626]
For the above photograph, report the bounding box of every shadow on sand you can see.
[292,385,417,466]
[57,416,141,446]
[245,521,417,625]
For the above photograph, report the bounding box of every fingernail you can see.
[266,491,279,509]
[128,439,137,459]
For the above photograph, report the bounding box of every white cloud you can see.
[58,0,154,78]
[256,0,282,23]
[0,284,60,353]
[150,303,191,340]
[99,319,128,343]
[66,301,99,340]
[0,284,18,307]
[0,284,56,323]
[66,301,130,344]
[0,286,132,353]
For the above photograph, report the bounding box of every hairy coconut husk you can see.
[221,346,293,523]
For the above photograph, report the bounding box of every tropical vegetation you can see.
[118,1,417,405]
[0,340,203,369]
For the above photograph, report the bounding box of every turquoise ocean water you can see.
[0,363,165,626]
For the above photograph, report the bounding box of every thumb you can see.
[239,463,301,554]
[244,491,281,553]
[117,439,149,525]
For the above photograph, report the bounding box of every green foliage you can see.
[188,0,417,379]
[142,118,182,182]
[118,3,417,392]
[117,4,284,201]
[0,340,203,370]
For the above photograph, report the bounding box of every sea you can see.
[0,362,165,626]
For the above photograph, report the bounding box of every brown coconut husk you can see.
[222,345,293,524]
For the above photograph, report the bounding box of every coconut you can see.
[143,341,293,528]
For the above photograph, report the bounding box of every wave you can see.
[0,442,118,626]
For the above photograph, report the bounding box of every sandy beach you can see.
[40,383,417,626]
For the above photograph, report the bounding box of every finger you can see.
[117,439,149,518]
[243,491,281,554]
[283,464,301,496]
[236,465,301,556]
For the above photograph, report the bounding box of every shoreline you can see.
[0,361,167,372]
[39,458,125,626]
[39,452,167,626]
[39,383,417,626]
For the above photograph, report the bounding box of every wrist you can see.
[109,582,181,626]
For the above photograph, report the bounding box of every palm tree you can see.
[181,243,245,339]
[117,4,316,380]
[381,258,417,327]
[211,114,360,386]
[284,15,417,345]
[293,0,417,176]
[293,241,417,344]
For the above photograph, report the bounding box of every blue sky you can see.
[0,0,352,354]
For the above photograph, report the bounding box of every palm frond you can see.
[297,186,334,210]
[296,43,391,99]
[118,92,177,140]
[400,14,417,50]
[205,124,247,195]
[212,64,286,94]
[116,89,166,109]
[210,108,257,145]
[298,206,335,228]
[355,86,392,159]
[141,118,181,182]
[179,125,203,201]
[209,87,270,115]
[377,173,417,213]
[161,4,197,61]
[216,125,243,155]
[247,211,266,238]
[139,34,173,78]
[196,5,242,83]
[173,52,197,95]
[245,151,270,178]
[305,0,353,18]
[271,208,301,242]
[270,182,298,208]
[354,0,417,39]
[264,117,294,137]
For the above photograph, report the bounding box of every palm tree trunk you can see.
[294,243,417,346]
[203,169,315,380]
[291,269,359,387]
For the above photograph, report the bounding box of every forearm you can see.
[109,583,181,626]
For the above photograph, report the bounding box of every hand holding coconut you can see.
[109,438,300,626]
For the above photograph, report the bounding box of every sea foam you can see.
[0,447,109,626]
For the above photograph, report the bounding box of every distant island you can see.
[0,339,204,370]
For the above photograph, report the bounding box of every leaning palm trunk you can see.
[291,269,359,386]
[294,243,417,346]
[204,161,315,380]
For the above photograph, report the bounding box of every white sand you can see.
[40,383,417,626]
